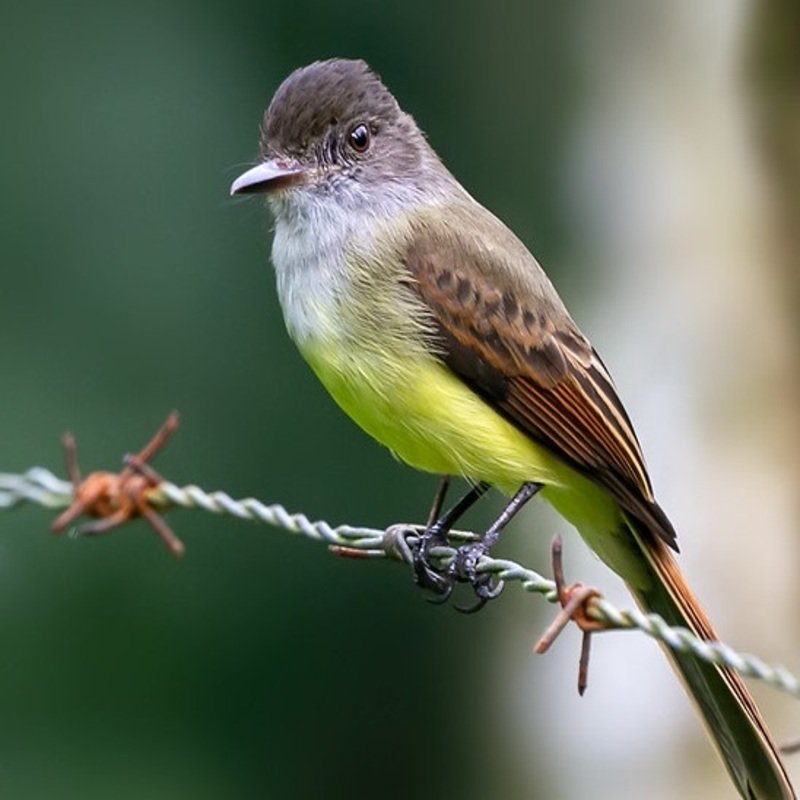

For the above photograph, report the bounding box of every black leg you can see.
[425,476,451,528]
[455,481,543,613]
[480,481,542,551]
[428,480,490,540]
[413,480,491,599]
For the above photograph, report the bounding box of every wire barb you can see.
[534,535,613,695]
[49,412,185,557]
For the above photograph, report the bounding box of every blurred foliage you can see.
[0,1,582,797]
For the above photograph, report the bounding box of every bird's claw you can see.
[414,558,455,602]
[454,574,505,614]
[404,526,454,600]
[453,542,505,613]
[407,534,504,612]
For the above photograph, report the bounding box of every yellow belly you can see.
[305,342,552,483]
[302,341,649,586]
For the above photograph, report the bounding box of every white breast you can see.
[268,178,449,351]
[270,195,357,349]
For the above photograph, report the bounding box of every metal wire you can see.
[1,466,798,698]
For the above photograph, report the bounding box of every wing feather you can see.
[405,232,677,549]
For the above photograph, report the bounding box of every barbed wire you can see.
[1,465,798,701]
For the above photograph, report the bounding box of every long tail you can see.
[627,519,794,800]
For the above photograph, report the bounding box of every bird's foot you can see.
[406,479,493,604]
[407,534,504,612]
[407,480,541,612]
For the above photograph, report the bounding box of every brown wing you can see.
[404,231,677,550]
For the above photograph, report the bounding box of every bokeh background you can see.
[2,1,798,798]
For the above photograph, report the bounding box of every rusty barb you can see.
[534,536,614,695]
[50,412,184,558]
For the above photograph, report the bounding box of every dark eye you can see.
[348,123,370,153]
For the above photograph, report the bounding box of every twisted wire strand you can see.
[0,468,74,508]
[1,467,798,698]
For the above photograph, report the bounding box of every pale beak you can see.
[229,159,306,196]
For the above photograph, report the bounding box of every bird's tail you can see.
[627,519,794,800]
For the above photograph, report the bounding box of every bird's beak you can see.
[229,159,306,196]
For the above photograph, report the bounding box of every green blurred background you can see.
[2,2,798,799]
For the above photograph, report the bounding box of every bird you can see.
[230,58,794,799]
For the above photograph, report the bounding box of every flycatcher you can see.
[231,59,794,799]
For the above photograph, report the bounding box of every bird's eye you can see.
[348,123,370,153]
